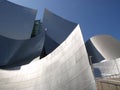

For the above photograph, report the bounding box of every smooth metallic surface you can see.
[42,9,77,44]
[0,1,97,89]
[0,0,37,39]
[42,9,77,54]
[44,34,59,54]
[0,30,45,67]
[86,35,120,63]
[0,25,97,90]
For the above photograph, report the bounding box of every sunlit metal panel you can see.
[0,25,97,90]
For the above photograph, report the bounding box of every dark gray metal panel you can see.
[0,25,96,90]
[42,9,77,44]
[42,9,77,54]
[0,30,45,67]
[44,34,59,55]
[0,0,37,39]
[86,40,105,63]
[86,35,120,63]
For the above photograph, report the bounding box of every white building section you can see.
[86,35,120,63]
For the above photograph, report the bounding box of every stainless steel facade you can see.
[0,1,44,66]
[86,35,120,78]
[0,0,36,39]
[0,30,45,67]
[42,9,77,54]
[0,25,97,90]
[42,9,77,44]
[0,1,97,90]
[86,35,120,63]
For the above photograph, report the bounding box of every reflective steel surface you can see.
[0,0,37,39]
[86,35,120,63]
[0,25,97,90]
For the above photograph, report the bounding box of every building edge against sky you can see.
[86,35,120,63]
[0,1,97,90]
[0,24,97,90]
[0,0,44,67]
[1,0,120,89]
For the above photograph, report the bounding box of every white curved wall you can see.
[0,25,96,90]
[86,35,120,63]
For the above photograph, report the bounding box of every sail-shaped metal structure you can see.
[0,0,36,39]
[86,35,120,63]
[0,25,96,90]
[0,1,44,66]
[0,1,97,90]
[42,9,77,54]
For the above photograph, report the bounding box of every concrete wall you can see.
[0,25,96,90]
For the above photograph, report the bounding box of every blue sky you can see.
[8,0,120,41]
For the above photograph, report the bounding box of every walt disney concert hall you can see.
[0,1,97,90]
[1,0,120,90]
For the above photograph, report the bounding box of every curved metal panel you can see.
[44,34,59,54]
[0,25,96,90]
[0,30,45,67]
[86,35,120,63]
[42,9,77,54]
[0,0,37,39]
[42,9,77,44]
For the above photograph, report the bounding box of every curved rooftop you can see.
[86,35,120,63]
